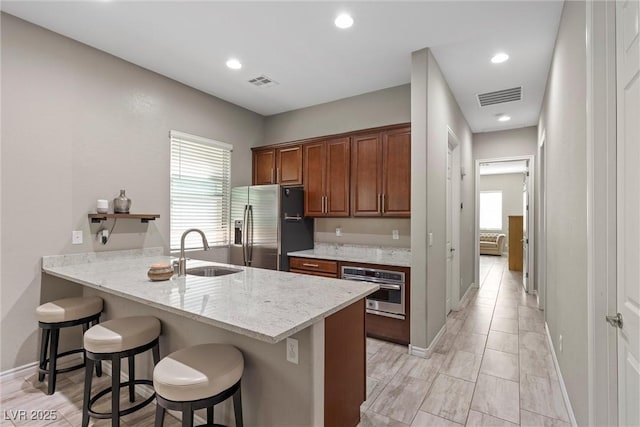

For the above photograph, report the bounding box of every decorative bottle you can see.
[113,189,131,213]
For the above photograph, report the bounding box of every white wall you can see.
[0,14,265,371]
[411,49,474,348]
[538,1,588,424]
[263,85,410,145]
[479,173,525,250]
[473,126,538,160]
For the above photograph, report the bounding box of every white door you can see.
[446,147,453,314]
[522,170,529,291]
[616,1,640,425]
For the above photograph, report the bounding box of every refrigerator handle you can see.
[248,205,254,265]
[242,204,248,266]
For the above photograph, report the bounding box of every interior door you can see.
[616,1,640,424]
[522,171,529,291]
[446,147,453,314]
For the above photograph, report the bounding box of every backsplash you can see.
[314,217,410,248]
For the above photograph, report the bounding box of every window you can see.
[480,191,502,230]
[170,130,232,251]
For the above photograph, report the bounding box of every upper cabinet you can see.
[252,123,410,218]
[381,127,411,217]
[304,138,350,217]
[351,127,411,217]
[252,144,303,186]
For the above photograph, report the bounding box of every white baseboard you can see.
[410,323,447,359]
[457,282,476,309]
[545,323,578,427]
[0,361,38,381]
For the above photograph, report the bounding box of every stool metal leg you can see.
[82,358,95,427]
[82,323,89,367]
[92,318,103,377]
[128,356,136,403]
[154,404,165,427]
[181,407,193,427]
[152,341,160,365]
[111,356,121,427]
[207,406,214,424]
[38,328,50,382]
[233,386,243,427]
[47,328,59,395]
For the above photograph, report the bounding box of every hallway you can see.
[360,256,571,426]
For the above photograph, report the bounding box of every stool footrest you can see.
[38,348,86,375]
[87,379,155,419]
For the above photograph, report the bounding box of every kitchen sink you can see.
[186,266,242,277]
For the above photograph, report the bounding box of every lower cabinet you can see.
[289,257,338,278]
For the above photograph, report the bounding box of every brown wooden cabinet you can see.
[351,127,411,217]
[289,257,338,278]
[303,138,350,217]
[508,215,524,271]
[252,144,303,186]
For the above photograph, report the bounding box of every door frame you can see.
[537,130,547,310]
[586,1,618,425]
[447,128,461,311]
[474,155,535,291]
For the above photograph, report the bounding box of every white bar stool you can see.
[153,343,244,427]
[82,316,161,427]
[36,296,103,395]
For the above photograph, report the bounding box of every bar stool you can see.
[153,343,244,427]
[36,296,103,395]
[82,316,161,427]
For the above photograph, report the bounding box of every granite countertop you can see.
[288,243,411,268]
[42,248,378,344]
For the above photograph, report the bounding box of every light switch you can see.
[72,230,83,245]
[428,232,433,247]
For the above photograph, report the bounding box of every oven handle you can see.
[342,276,404,289]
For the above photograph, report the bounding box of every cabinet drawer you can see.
[290,257,338,274]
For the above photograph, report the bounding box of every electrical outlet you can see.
[392,229,399,240]
[335,227,342,237]
[286,338,298,364]
[72,230,83,245]
[559,334,563,353]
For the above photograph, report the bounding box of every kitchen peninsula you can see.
[42,248,378,427]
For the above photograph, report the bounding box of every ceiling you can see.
[0,1,563,133]
[479,160,528,176]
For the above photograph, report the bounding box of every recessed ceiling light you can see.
[491,53,509,64]
[226,59,242,70]
[497,115,511,122]
[334,13,354,29]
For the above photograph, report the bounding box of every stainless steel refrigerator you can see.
[230,185,314,271]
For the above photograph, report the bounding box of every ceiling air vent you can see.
[477,86,522,107]
[248,75,279,88]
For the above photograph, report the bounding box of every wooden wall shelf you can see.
[88,213,160,223]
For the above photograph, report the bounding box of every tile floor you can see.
[359,256,571,427]
[0,256,570,426]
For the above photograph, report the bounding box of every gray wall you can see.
[473,126,538,160]
[263,84,410,145]
[0,14,264,371]
[537,1,588,424]
[411,49,474,349]
[479,173,525,250]
[263,84,412,249]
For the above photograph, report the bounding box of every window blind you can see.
[479,191,503,230]
[170,131,232,251]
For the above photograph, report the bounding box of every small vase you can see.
[113,189,131,213]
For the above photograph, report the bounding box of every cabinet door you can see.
[351,133,382,216]
[382,128,411,217]
[276,145,303,186]
[252,148,276,185]
[304,142,325,217]
[325,137,351,217]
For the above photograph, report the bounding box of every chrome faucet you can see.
[176,229,210,277]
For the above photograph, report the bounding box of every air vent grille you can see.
[248,75,279,88]
[477,86,522,107]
